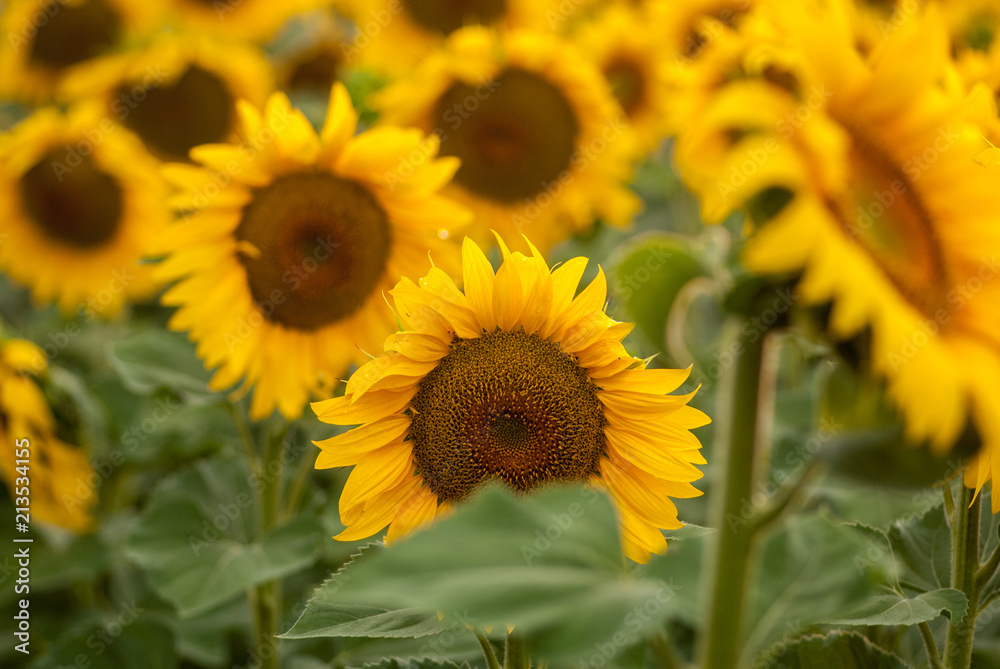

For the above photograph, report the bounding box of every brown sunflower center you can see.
[681,3,748,58]
[118,66,233,162]
[830,126,949,317]
[286,49,341,92]
[604,57,647,118]
[405,0,507,35]
[409,329,607,503]
[19,147,123,248]
[433,68,579,203]
[28,0,122,70]
[959,12,997,52]
[235,171,391,331]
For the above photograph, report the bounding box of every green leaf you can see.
[827,588,967,626]
[282,603,448,639]
[637,526,715,626]
[882,504,952,593]
[977,489,1000,608]
[30,616,177,669]
[126,458,322,617]
[759,631,913,669]
[32,533,110,592]
[107,330,215,402]
[743,511,891,662]
[296,485,677,662]
[355,658,471,669]
[813,479,941,531]
[171,597,250,667]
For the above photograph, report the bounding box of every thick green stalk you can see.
[504,632,530,669]
[699,318,767,669]
[254,426,287,669]
[944,483,981,669]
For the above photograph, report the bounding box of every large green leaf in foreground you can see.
[285,485,677,663]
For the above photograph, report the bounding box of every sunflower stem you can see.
[976,529,1000,590]
[942,480,956,520]
[229,401,262,478]
[699,316,768,669]
[504,631,530,669]
[918,620,945,669]
[748,461,821,535]
[650,630,686,669]
[253,422,288,669]
[285,430,316,519]
[474,630,502,669]
[943,481,981,669]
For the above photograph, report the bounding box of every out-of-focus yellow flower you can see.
[672,0,1000,510]
[0,339,95,532]
[158,0,325,42]
[0,103,167,316]
[572,3,673,154]
[0,0,158,103]
[60,32,274,163]
[156,86,469,420]
[338,0,555,75]
[940,0,1000,90]
[375,26,640,254]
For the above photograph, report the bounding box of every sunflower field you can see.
[2,0,1000,668]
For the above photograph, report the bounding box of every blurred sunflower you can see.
[60,33,274,163]
[159,0,322,42]
[0,338,95,532]
[376,27,640,254]
[274,10,350,98]
[156,85,470,421]
[966,82,1000,164]
[340,0,553,74]
[653,0,758,66]
[573,3,672,154]
[0,103,167,316]
[940,0,1000,88]
[313,235,709,563]
[0,0,156,103]
[842,0,908,57]
[675,0,1000,509]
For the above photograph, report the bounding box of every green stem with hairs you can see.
[475,630,502,669]
[943,482,982,669]
[503,631,530,669]
[699,317,768,669]
[918,621,945,669]
[650,631,686,669]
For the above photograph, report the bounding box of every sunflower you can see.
[158,0,322,42]
[940,0,1000,89]
[653,0,759,67]
[339,0,554,75]
[156,85,470,421]
[572,3,673,154]
[312,235,709,563]
[0,0,157,103]
[59,32,274,163]
[674,0,1000,510]
[966,82,1000,167]
[0,338,95,532]
[0,103,167,316]
[273,9,350,98]
[375,27,640,254]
